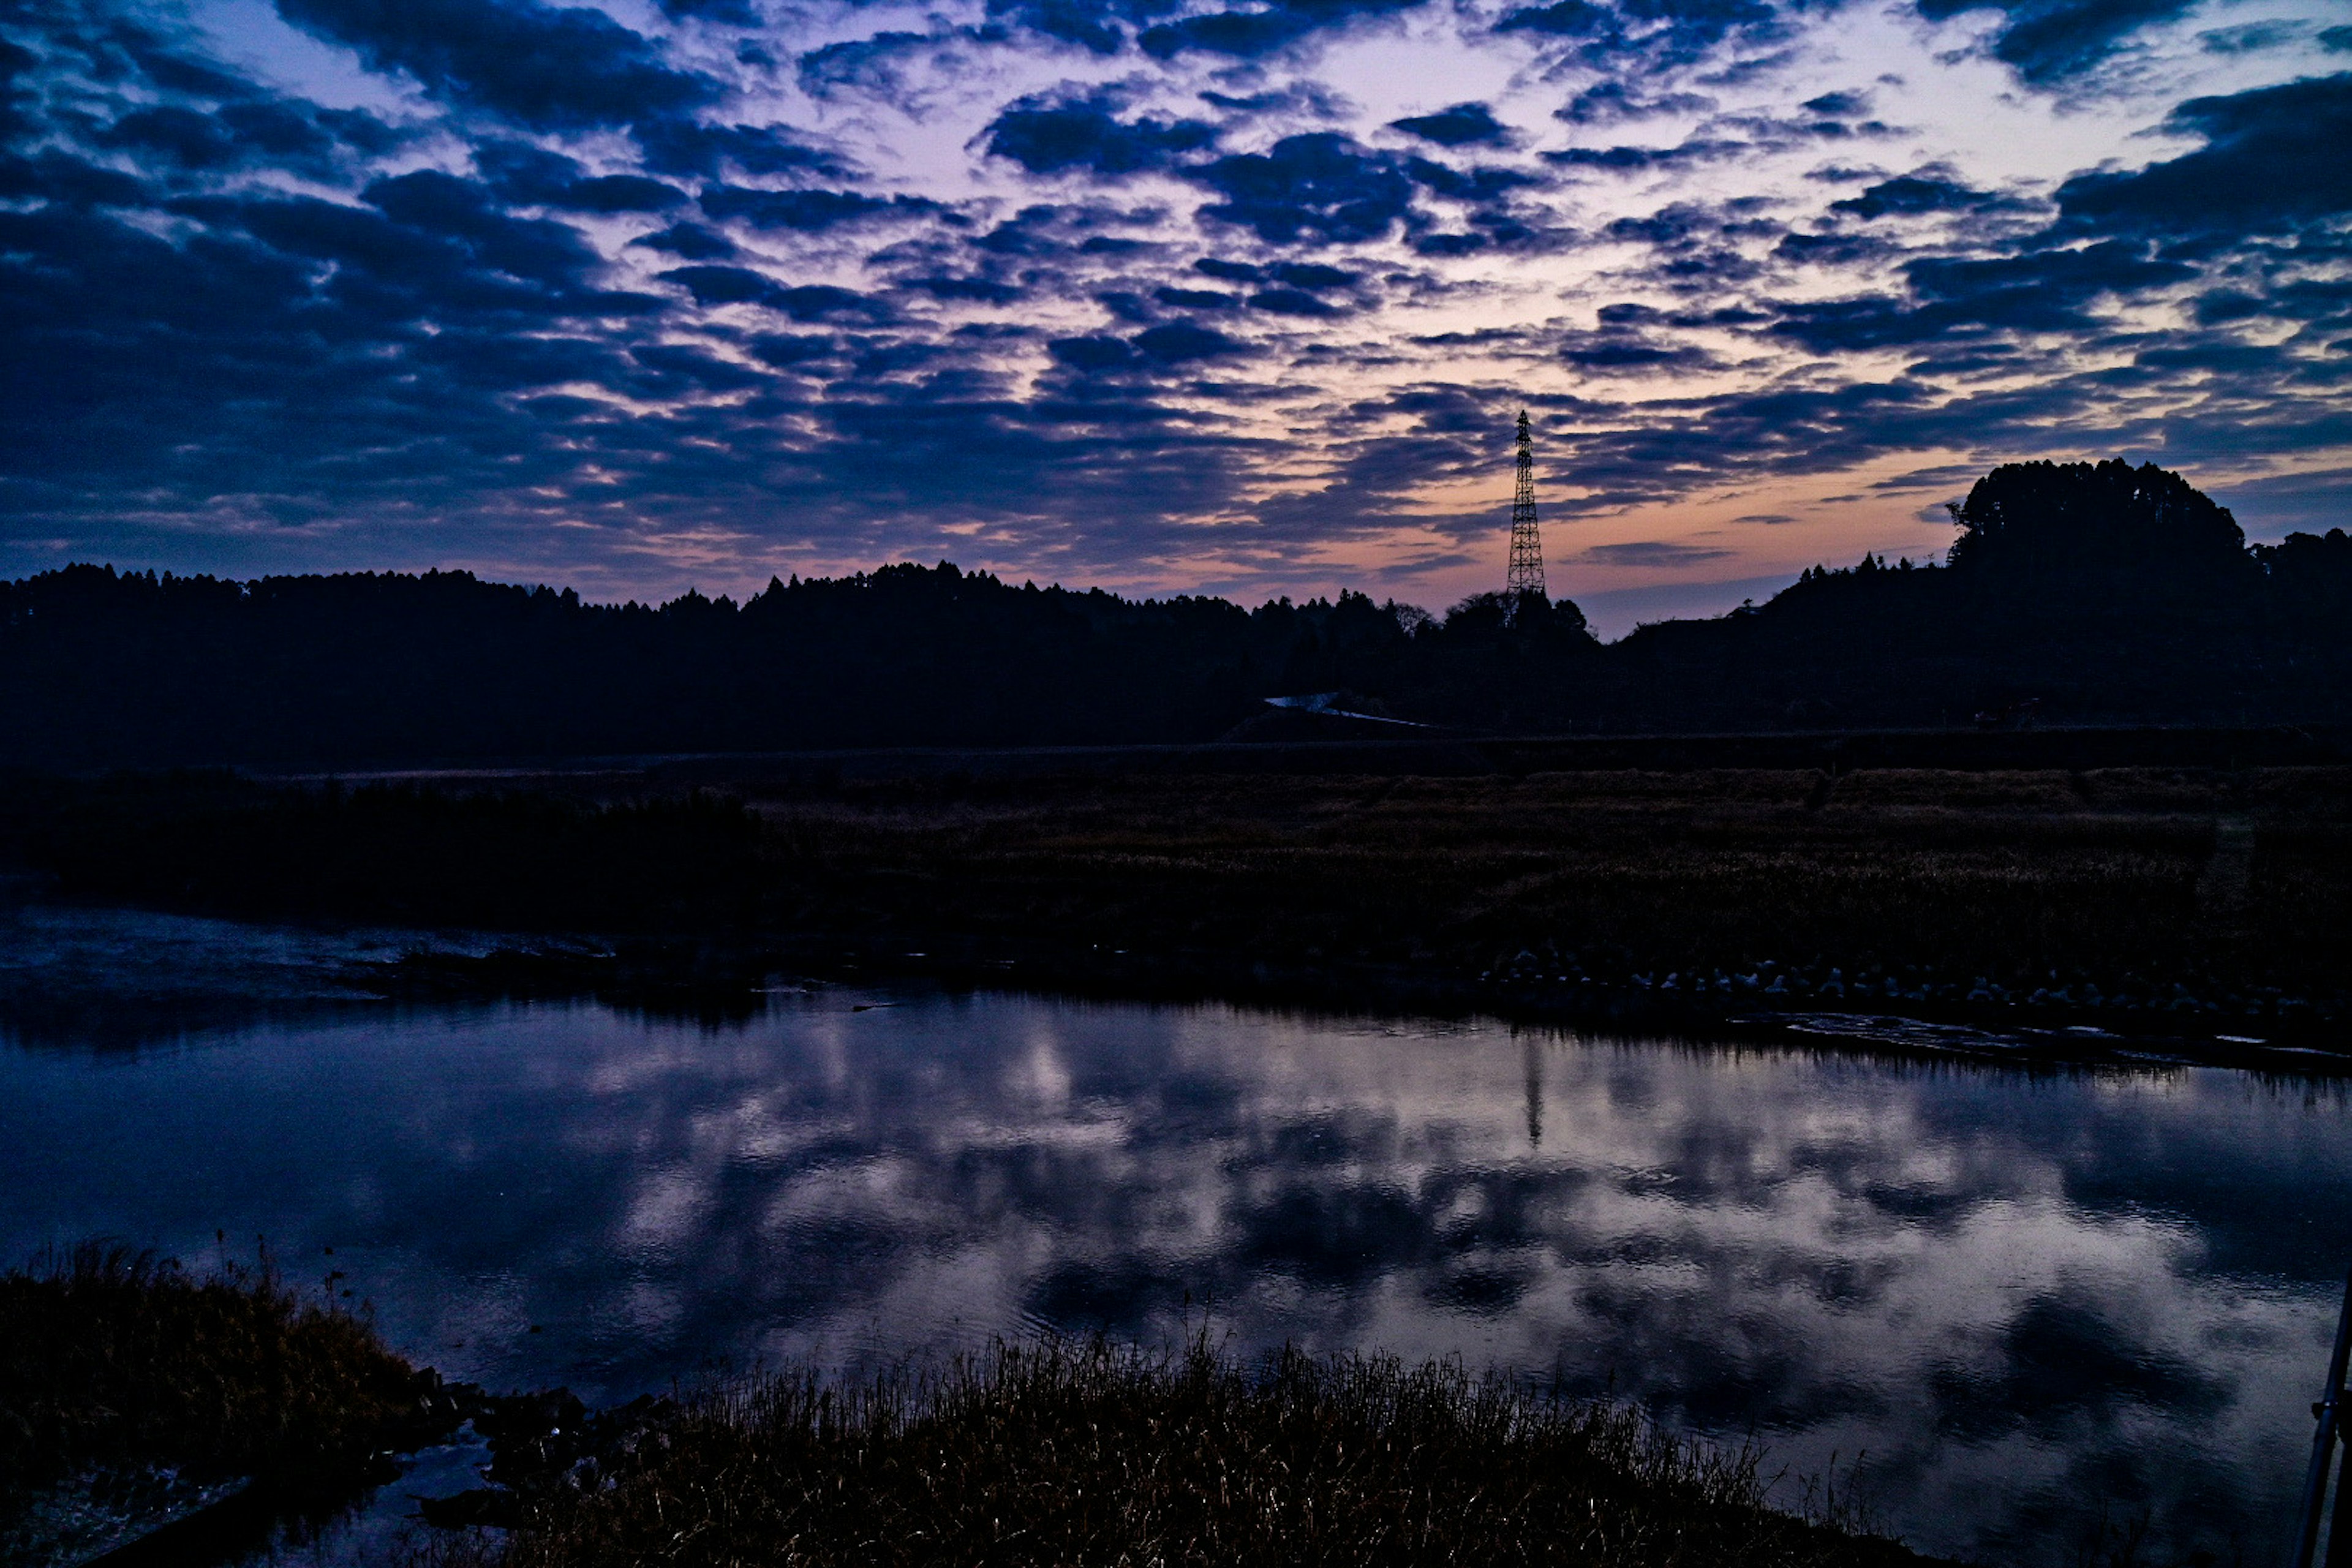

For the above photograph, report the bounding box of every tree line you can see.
[4,459,2346,766]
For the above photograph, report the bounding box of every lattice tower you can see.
[1507,408,1545,598]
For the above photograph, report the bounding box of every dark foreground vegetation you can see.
[5,760,2346,1058]
[483,1340,1924,1568]
[0,1243,453,1564]
[5,459,2350,767]
[0,1252,1929,1568]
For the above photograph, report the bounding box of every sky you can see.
[1,0,2346,631]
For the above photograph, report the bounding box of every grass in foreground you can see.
[0,1243,439,1502]
[491,1339,1931,1568]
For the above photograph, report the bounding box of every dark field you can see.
[4,759,2348,1055]
[738,764,2348,1019]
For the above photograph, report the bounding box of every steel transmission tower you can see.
[1506,408,1545,598]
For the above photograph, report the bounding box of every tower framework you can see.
[1506,408,1545,597]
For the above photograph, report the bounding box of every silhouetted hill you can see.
[2,459,2345,765]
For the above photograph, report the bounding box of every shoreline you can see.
[4,892,2345,1077]
[1,1253,1947,1568]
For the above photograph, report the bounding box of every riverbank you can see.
[483,1338,1934,1568]
[0,1244,458,1565]
[0,1251,1937,1568]
[3,762,2343,1068]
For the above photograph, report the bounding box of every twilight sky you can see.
[2,0,2346,629]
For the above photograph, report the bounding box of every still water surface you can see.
[4,937,2349,1564]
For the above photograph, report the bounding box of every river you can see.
[3,905,2347,1564]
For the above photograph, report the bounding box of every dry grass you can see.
[749,766,2351,1000]
[498,1338,1931,1568]
[0,1242,434,1498]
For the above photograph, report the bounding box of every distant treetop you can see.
[1945,458,2248,582]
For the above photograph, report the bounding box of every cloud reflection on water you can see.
[3,990,2347,1564]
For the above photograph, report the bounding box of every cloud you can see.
[1831,172,2016,220]
[2054,72,2352,239]
[274,0,716,129]
[1544,138,1750,172]
[698,186,946,232]
[1250,287,1346,316]
[1575,540,1736,566]
[1389,102,1510,146]
[985,0,1148,55]
[1133,322,1247,361]
[1770,240,2196,350]
[659,268,899,323]
[1139,0,1427,61]
[1910,0,2199,84]
[1557,82,1718,124]
[984,91,1220,176]
[1500,0,1784,72]
[631,221,736,259]
[1191,134,1416,244]
[0,0,2340,608]
[631,341,769,391]
[1801,90,1871,116]
[633,119,849,180]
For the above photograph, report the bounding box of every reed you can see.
[0,1242,435,1498]
[496,1338,1929,1567]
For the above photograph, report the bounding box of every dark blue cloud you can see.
[469,145,687,213]
[1405,157,1540,201]
[984,91,1218,176]
[1389,102,1509,146]
[1133,322,1245,361]
[1250,288,1344,316]
[983,0,1137,54]
[698,185,946,232]
[1050,335,1136,371]
[1543,138,1748,172]
[1773,230,1893,265]
[1191,134,1415,245]
[1267,262,1358,289]
[1195,258,1262,282]
[1497,0,1613,35]
[562,175,688,213]
[2054,73,2352,239]
[91,95,402,179]
[630,222,736,260]
[655,0,762,22]
[628,342,771,391]
[1801,90,1870,116]
[1156,285,1243,309]
[1501,0,1781,70]
[750,333,840,368]
[658,267,899,324]
[274,0,715,129]
[0,150,149,207]
[1557,82,1717,124]
[1831,172,2018,220]
[1912,0,2196,83]
[913,276,1026,304]
[795,30,935,94]
[1139,0,1425,59]
[1771,240,2196,349]
[633,119,850,181]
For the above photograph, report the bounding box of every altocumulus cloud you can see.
[0,0,2344,614]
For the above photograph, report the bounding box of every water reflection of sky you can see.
[5,987,2348,1565]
